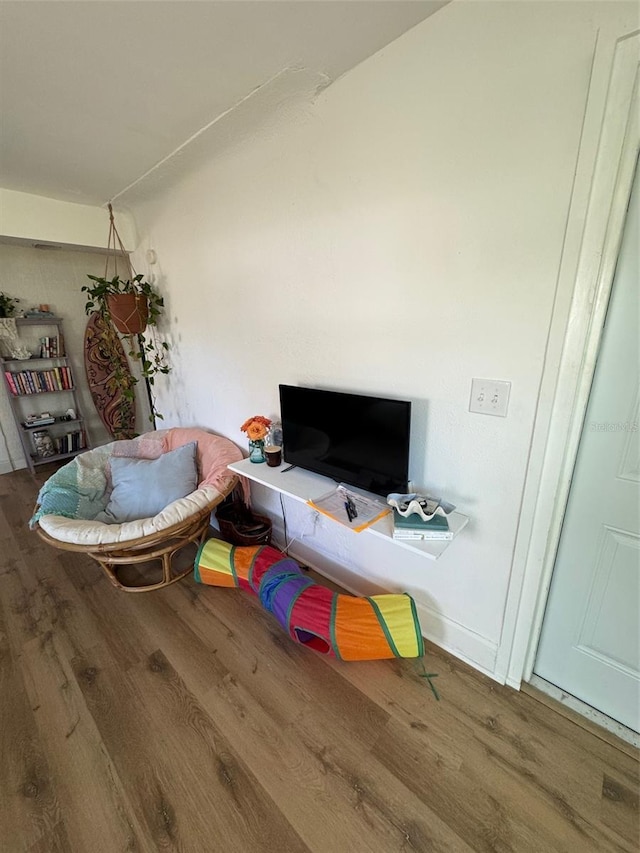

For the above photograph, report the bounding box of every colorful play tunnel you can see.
[194,538,424,661]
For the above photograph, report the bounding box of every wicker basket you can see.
[215,500,272,546]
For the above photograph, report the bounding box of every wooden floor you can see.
[1,467,638,853]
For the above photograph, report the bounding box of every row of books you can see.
[52,430,86,455]
[5,366,74,396]
[39,335,64,358]
[393,509,453,541]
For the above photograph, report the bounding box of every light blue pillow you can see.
[98,441,198,524]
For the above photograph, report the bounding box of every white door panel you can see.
[535,158,640,732]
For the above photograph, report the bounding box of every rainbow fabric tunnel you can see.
[194,538,424,661]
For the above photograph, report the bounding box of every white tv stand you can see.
[227,458,468,561]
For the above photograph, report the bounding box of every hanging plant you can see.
[83,273,162,333]
[0,292,20,318]
[81,204,171,427]
[82,274,171,425]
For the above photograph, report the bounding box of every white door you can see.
[534,157,640,732]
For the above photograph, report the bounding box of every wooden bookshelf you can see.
[1,317,89,473]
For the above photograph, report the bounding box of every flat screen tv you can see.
[279,385,411,497]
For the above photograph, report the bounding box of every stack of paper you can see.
[308,484,391,532]
[24,414,56,428]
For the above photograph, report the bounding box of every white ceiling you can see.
[0,1,447,207]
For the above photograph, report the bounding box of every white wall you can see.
[124,1,638,678]
[0,188,136,251]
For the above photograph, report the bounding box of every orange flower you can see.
[240,415,271,442]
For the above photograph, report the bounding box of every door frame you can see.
[498,30,640,688]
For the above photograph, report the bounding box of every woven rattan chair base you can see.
[35,479,236,592]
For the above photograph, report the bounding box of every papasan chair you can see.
[30,427,244,592]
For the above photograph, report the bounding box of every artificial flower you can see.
[240,415,271,442]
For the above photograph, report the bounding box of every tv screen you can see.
[279,385,411,497]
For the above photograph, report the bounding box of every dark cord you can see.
[279,492,288,550]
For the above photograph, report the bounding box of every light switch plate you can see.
[469,379,511,417]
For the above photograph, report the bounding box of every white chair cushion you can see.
[38,485,221,546]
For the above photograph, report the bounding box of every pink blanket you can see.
[163,428,249,501]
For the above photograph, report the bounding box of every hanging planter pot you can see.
[107,292,149,335]
[81,204,172,429]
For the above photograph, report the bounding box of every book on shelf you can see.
[4,371,18,396]
[53,430,86,455]
[37,334,64,359]
[392,509,453,540]
[39,336,59,358]
[23,417,55,428]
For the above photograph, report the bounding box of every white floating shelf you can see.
[227,458,468,561]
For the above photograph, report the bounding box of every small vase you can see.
[248,439,266,463]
